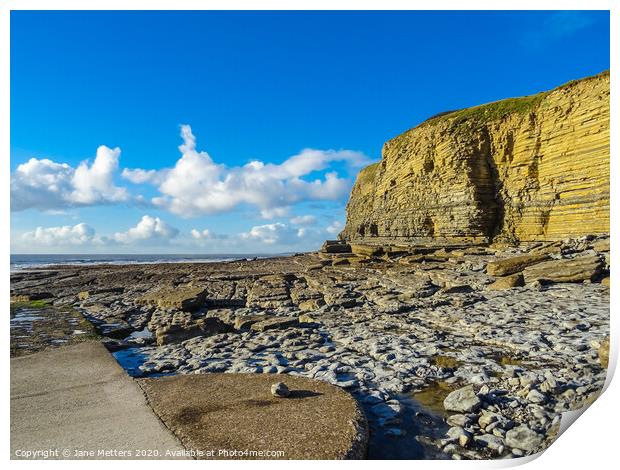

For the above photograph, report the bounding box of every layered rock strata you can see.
[341,71,609,245]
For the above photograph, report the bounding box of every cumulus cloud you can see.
[121,168,167,185]
[21,223,98,246]
[123,125,372,218]
[11,146,129,211]
[113,215,179,243]
[326,220,343,235]
[290,215,317,226]
[191,228,212,239]
[240,223,301,245]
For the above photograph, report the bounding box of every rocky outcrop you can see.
[10,236,610,460]
[341,71,609,245]
[522,253,603,284]
[486,253,550,276]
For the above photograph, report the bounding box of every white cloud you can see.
[290,215,317,226]
[11,146,129,211]
[121,168,167,185]
[123,124,372,218]
[113,215,179,243]
[21,223,98,246]
[240,223,301,245]
[191,228,212,239]
[326,220,343,235]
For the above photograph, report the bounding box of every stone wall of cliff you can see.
[341,71,610,245]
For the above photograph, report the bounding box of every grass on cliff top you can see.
[419,69,609,129]
[420,91,549,129]
[447,92,548,126]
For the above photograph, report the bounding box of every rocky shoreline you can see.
[10,235,610,459]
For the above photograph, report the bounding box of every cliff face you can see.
[341,71,610,245]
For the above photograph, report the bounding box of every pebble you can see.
[271,382,290,398]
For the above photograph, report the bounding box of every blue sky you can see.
[10,10,610,254]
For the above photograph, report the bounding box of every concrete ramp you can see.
[11,342,186,459]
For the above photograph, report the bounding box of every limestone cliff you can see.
[341,71,610,245]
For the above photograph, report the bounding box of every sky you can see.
[10,10,610,254]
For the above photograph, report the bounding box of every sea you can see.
[10,253,285,272]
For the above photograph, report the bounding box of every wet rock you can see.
[98,322,133,339]
[443,385,481,413]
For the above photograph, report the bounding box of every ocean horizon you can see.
[10,253,293,271]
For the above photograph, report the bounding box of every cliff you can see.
[341,71,610,245]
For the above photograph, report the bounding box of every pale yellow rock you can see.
[487,253,550,276]
[522,254,603,283]
[599,336,610,368]
[341,71,609,245]
[77,291,90,301]
[349,244,384,257]
[487,273,524,290]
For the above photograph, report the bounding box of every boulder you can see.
[522,254,603,284]
[443,385,481,413]
[529,241,563,255]
[505,425,543,452]
[138,286,207,311]
[591,238,610,252]
[487,273,524,290]
[321,240,351,254]
[350,244,384,257]
[156,317,233,345]
[486,254,550,276]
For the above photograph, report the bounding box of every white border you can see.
[2,1,616,469]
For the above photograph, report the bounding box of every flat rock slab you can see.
[11,342,186,459]
[138,373,368,459]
